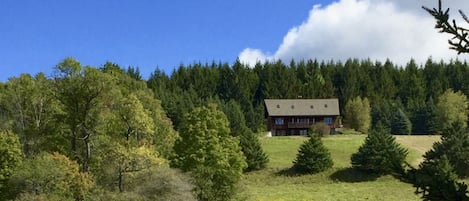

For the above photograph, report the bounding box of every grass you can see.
[238,134,440,201]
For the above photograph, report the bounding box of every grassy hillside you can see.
[238,135,440,201]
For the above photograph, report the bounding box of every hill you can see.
[238,135,440,201]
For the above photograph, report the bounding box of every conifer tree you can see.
[413,156,469,201]
[351,127,408,174]
[391,109,412,135]
[424,121,469,178]
[221,100,268,171]
[292,134,333,174]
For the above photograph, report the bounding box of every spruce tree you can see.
[413,156,469,201]
[292,134,333,174]
[221,100,268,171]
[391,109,412,135]
[424,121,469,178]
[351,127,408,174]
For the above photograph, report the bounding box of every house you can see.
[264,99,340,136]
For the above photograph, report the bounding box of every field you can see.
[238,135,441,201]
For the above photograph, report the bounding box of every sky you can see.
[1,0,469,81]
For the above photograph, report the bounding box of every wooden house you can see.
[264,99,340,136]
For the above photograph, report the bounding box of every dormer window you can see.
[291,105,295,109]
[310,105,314,109]
[324,104,328,108]
[277,104,280,108]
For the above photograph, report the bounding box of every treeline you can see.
[148,58,469,134]
[0,58,267,201]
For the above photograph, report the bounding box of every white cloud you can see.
[239,0,469,67]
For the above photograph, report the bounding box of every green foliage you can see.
[221,100,268,171]
[424,121,469,178]
[344,96,371,133]
[0,130,22,195]
[310,122,331,137]
[171,104,247,201]
[2,73,63,156]
[6,152,94,201]
[391,109,412,135]
[436,89,469,131]
[292,134,333,174]
[412,156,469,201]
[351,127,408,174]
[89,166,196,201]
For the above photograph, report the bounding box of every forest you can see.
[1,56,469,200]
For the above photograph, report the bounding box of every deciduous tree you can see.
[171,104,246,201]
[344,96,371,133]
[436,89,468,131]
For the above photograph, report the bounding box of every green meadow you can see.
[238,135,440,201]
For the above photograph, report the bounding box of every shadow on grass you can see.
[275,167,303,177]
[329,167,382,182]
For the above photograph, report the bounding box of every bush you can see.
[351,127,408,174]
[310,122,331,137]
[292,134,333,174]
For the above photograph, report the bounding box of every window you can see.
[324,117,333,125]
[275,118,284,125]
[300,130,309,135]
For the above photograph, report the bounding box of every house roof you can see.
[264,99,340,116]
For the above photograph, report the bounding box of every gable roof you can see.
[264,99,340,116]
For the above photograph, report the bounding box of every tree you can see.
[412,155,469,200]
[351,127,408,174]
[2,73,63,156]
[6,152,94,201]
[424,121,469,178]
[436,89,468,131]
[221,100,268,171]
[171,104,247,201]
[53,58,113,172]
[390,109,412,135]
[344,96,371,133]
[292,134,333,174]
[0,130,22,197]
[423,0,469,54]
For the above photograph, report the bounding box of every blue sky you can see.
[1,0,469,81]
[0,0,327,81]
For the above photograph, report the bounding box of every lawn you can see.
[238,135,440,201]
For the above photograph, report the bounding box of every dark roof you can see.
[264,99,340,116]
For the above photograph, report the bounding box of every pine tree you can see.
[292,134,333,174]
[221,100,268,171]
[351,127,408,174]
[412,156,469,201]
[391,109,412,135]
[424,121,469,178]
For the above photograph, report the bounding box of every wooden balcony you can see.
[287,122,312,128]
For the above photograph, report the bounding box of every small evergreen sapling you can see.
[292,134,333,174]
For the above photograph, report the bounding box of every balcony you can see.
[287,122,312,128]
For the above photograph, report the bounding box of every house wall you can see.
[268,116,337,136]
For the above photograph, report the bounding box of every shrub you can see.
[292,134,333,174]
[310,122,331,137]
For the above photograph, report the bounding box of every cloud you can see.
[239,0,469,66]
